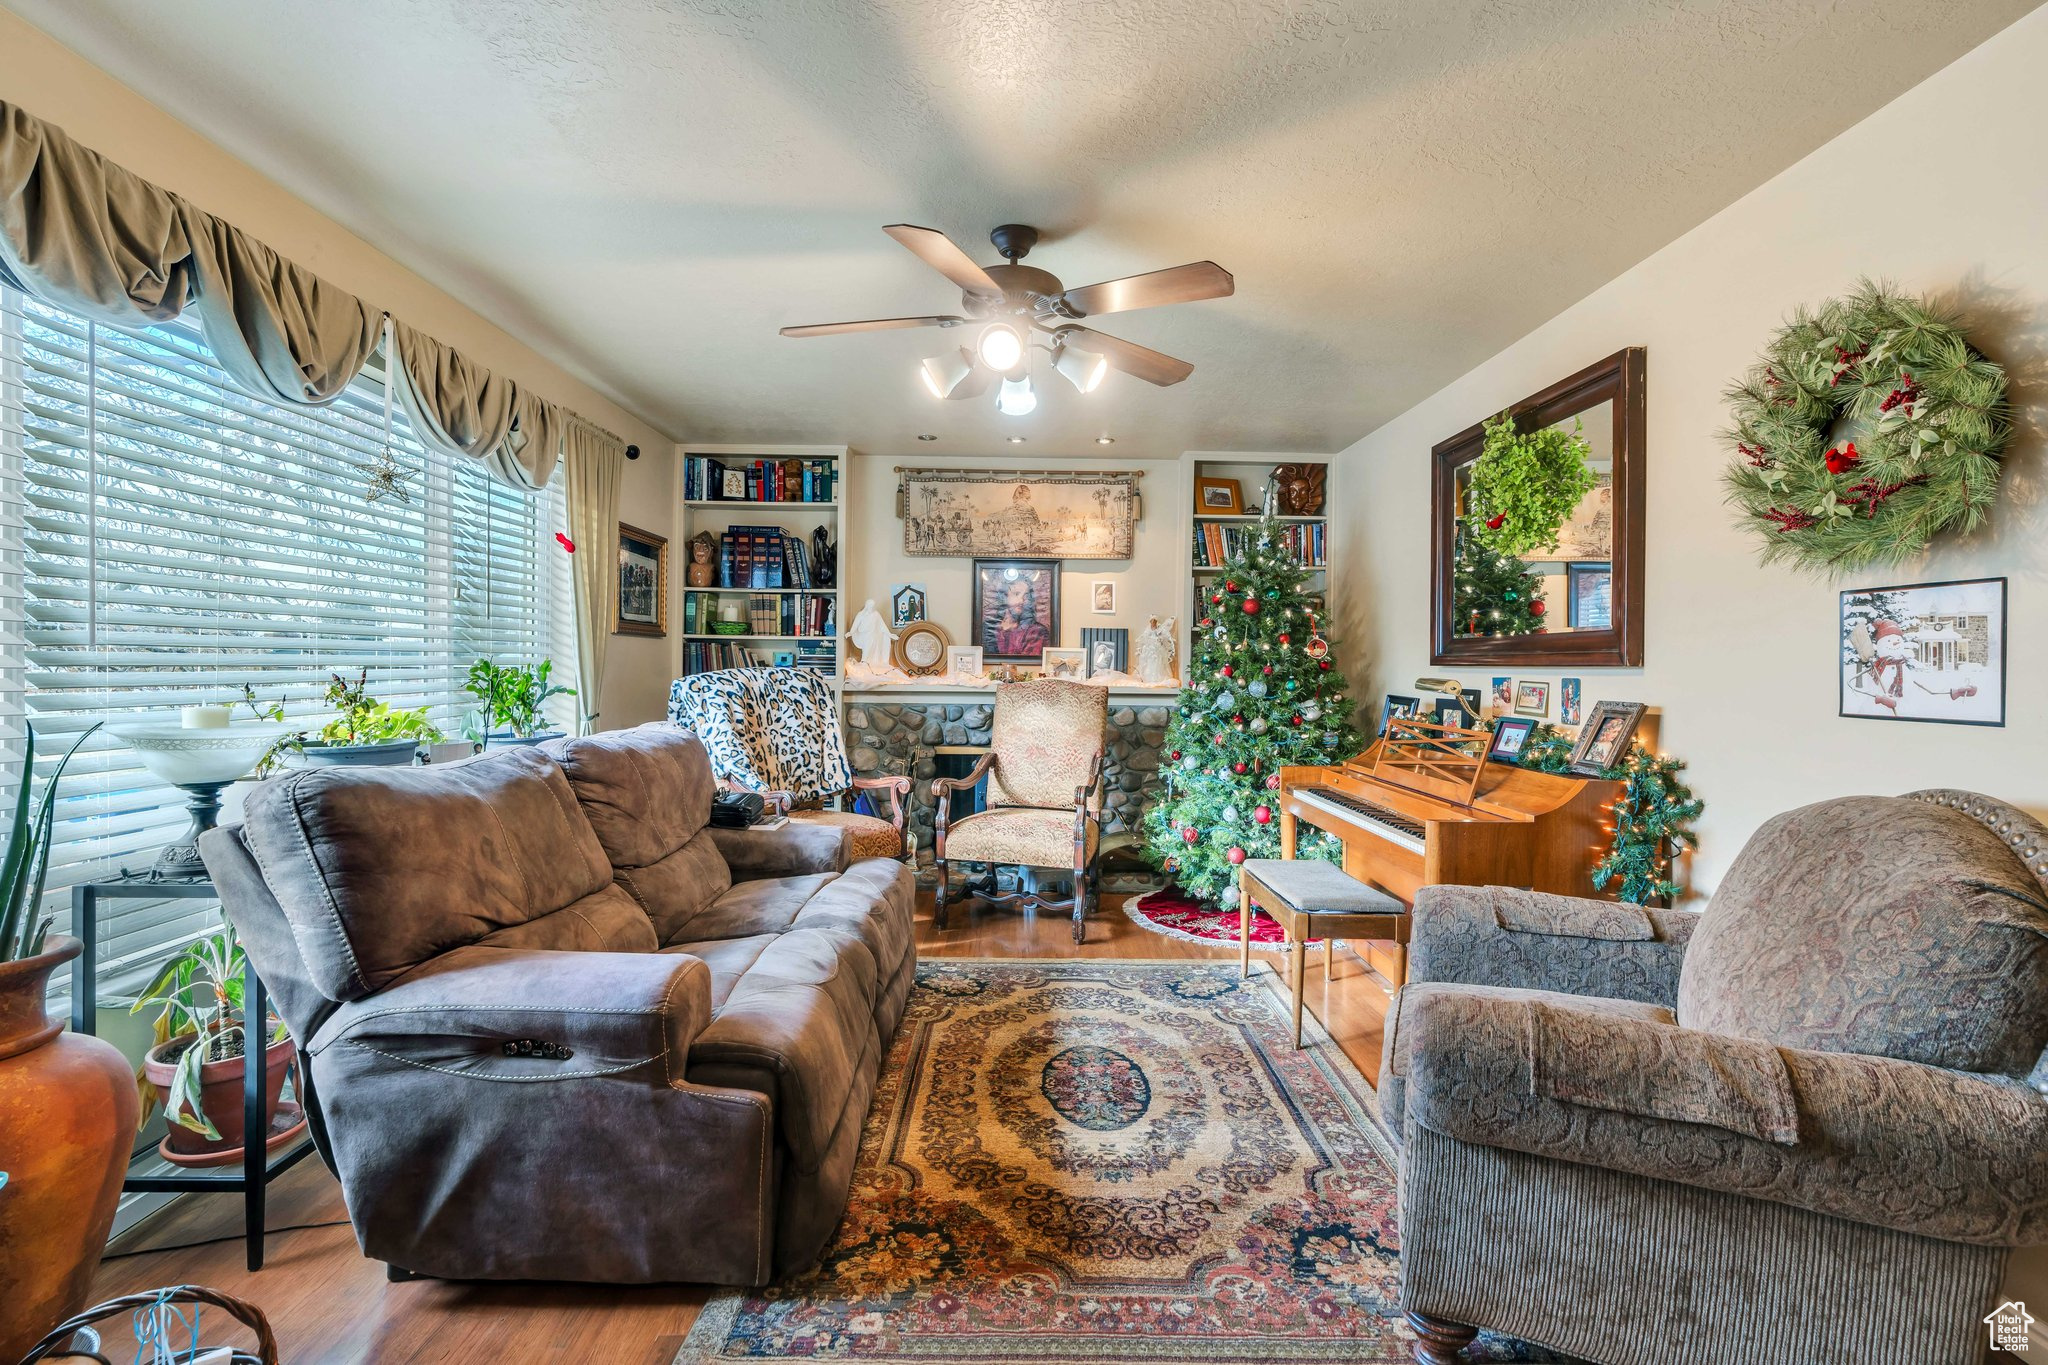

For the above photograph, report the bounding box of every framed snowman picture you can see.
[1839,577,2005,727]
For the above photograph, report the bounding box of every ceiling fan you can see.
[779,224,1233,415]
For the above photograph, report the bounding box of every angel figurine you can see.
[845,598,897,667]
[1135,615,1178,686]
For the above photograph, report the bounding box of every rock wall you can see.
[844,700,1171,859]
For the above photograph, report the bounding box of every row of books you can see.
[713,525,824,589]
[678,591,836,638]
[684,455,837,503]
[1191,520,1326,567]
[681,639,840,677]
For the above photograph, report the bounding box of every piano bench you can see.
[1239,859,1408,1048]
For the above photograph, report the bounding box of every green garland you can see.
[1509,723,1702,905]
[1721,280,2009,572]
[1465,412,1597,557]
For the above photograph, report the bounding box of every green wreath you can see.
[1465,411,1596,557]
[1721,281,2009,572]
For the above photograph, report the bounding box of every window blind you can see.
[0,286,573,995]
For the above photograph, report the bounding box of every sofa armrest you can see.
[1408,884,1698,1008]
[1404,988,2048,1245]
[310,945,710,1085]
[710,819,850,879]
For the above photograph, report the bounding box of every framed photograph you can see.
[889,582,928,626]
[1560,677,1583,726]
[973,558,1060,663]
[771,650,795,667]
[1091,580,1117,614]
[1040,647,1087,681]
[1378,693,1422,736]
[1568,701,1647,774]
[945,645,985,680]
[1567,562,1612,629]
[1490,676,1513,711]
[1433,696,1472,728]
[1196,477,1244,515]
[1514,680,1550,717]
[1080,626,1129,676]
[720,468,747,500]
[1487,716,1537,763]
[1840,577,2006,726]
[614,522,668,637]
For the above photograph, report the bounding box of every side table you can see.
[70,875,319,1271]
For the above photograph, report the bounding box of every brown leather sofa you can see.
[198,722,915,1286]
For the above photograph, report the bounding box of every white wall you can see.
[843,453,1189,656]
[1332,8,2048,898]
[1329,11,2048,1332]
[0,10,682,727]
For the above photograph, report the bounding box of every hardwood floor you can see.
[89,885,1396,1364]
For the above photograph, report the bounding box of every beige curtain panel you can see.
[0,99,594,494]
[563,419,625,732]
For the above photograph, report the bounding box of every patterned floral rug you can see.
[675,960,1563,1363]
[1119,887,1317,952]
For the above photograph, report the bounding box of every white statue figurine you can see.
[1135,614,1178,686]
[845,598,897,666]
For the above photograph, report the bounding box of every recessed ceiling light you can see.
[1095,436,1115,445]
[1006,436,1026,444]
[917,434,937,441]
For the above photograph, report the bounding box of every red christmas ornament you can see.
[1242,596,1261,614]
[1225,580,1238,593]
[1182,827,1201,845]
[1265,774,1282,790]
[1213,733,1226,745]
[1290,713,1303,726]
[1220,665,1234,677]
[1232,761,1248,775]
[1262,665,1274,675]
[1278,633,1291,645]
[1485,513,1506,530]
[1824,441,1862,475]
[1530,600,1546,617]
[1200,617,1215,628]
[1211,592,1224,605]
[1170,750,1182,761]
[1254,805,1273,824]
[1233,714,1245,725]
[1226,846,1246,865]
[1318,660,1332,671]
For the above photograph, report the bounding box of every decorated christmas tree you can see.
[1142,516,1355,906]
[1452,532,1546,636]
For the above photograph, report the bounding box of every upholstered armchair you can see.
[1383,789,2048,1365]
[670,668,911,860]
[931,679,1107,943]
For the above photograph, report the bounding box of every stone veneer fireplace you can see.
[843,698,1172,860]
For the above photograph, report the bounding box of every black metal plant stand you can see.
[70,874,319,1271]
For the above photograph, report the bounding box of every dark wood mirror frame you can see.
[1429,347,1645,668]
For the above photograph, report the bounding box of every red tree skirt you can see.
[1120,887,1319,953]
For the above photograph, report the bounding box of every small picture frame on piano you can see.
[1379,693,1422,736]
[1568,700,1647,775]
[1487,716,1537,763]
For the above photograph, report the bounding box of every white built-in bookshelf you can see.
[676,444,847,690]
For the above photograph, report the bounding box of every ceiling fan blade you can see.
[883,225,1005,301]
[1047,324,1195,386]
[1060,261,1233,318]
[780,315,966,338]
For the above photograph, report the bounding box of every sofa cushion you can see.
[238,747,630,1001]
[544,724,732,942]
[1678,793,2048,1076]
[689,873,836,943]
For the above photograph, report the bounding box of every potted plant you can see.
[133,915,300,1165]
[464,658,575,747]
[296,669,442,767]
[0,722,140,1364]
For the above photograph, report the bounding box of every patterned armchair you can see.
[669,669,910,861]
[931,680,1107,944]
[1384,790,2048,1365]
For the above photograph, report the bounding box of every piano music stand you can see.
[1371,717,1489,806]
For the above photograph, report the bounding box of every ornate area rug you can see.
[1120,888,1318,953]
[676,960,1562,1363]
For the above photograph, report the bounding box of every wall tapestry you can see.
[899,469,1140,559]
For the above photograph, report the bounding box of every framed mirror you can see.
[1430,347,1645,668]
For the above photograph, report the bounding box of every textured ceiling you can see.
[5,0,2034,458]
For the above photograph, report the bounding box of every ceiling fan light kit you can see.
[781,223,1232,416]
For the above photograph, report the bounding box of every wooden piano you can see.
[1276,717,1620,982]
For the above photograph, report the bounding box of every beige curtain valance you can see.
[0,99,600,493]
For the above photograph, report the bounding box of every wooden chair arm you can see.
[849,774,910,835]
[930,751,994,799]
[1072,750,1105,812]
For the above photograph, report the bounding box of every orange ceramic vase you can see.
[0,936,139,1363]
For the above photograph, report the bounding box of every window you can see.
[0,285,574,994]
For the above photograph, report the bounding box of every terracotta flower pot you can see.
[0,936,141,1364]
[143,1030,295,1159]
